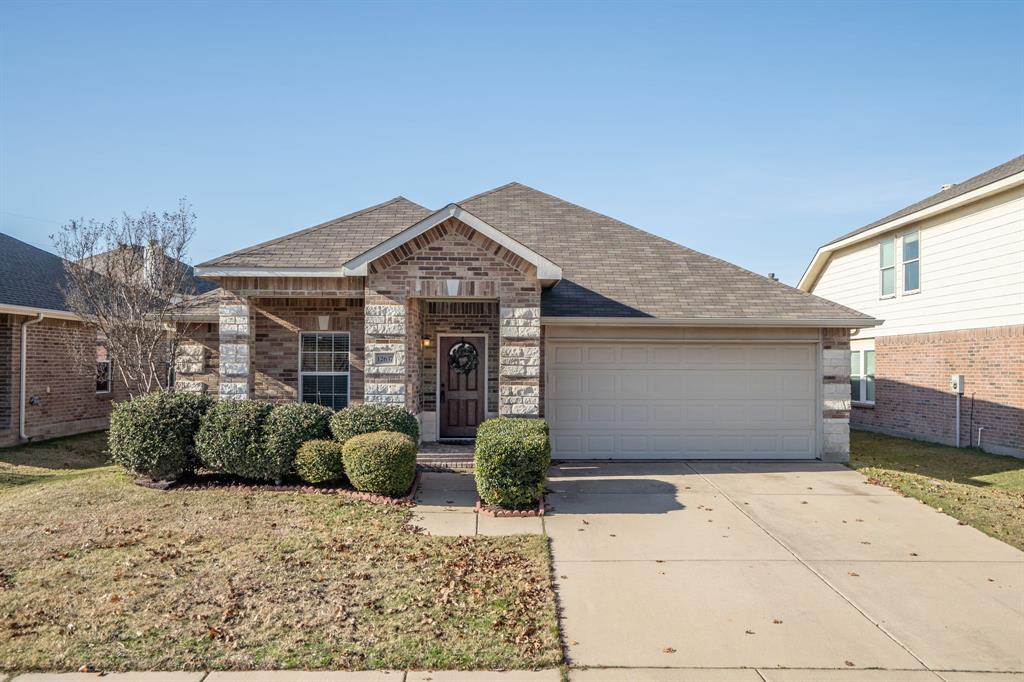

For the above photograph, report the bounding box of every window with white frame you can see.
[299,332,350,410]
[879,237,895,298]
[902,230,920,293]
[96,341,112,394]
[850,348,875,404]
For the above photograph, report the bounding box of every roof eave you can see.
[541,316,883,329]
[0,303,81,321]
[798,169,1024,292]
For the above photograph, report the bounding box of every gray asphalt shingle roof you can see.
[199,184,874,322]
[0,232,72,312]
[824,154,1024,247]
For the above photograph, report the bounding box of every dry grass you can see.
[851,430,1024,550]
[0,432,560,673]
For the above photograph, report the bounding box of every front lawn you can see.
[850,430,1024,550]
[0,432,560,673]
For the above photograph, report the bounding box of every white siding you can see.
[811,185,1024,338]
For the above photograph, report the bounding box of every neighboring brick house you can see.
[800,155,1024,457]
[191,183,878,461]
[0,233,131,446]
[0,233,218,447]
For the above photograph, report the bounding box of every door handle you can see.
[440,389,446,403]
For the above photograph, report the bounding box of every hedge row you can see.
[109,398,418,493]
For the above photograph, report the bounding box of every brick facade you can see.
[853,325,1023,456]
[0,314,129,447]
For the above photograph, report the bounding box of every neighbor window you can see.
[299,332,350,410]
[850,348,875,404]
[96,339,112,394]
[879,237,895,298]
[902,231,920,293]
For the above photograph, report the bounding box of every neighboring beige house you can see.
[799,155,1024,456]
[189,183,879,461]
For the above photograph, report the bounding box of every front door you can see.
[439,335,486,439]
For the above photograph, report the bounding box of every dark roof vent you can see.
[940,183,955,191]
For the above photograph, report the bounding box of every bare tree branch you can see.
[51,200,199,397]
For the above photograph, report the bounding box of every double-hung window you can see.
[879,237,895,298]
[902,231,920,293]
[850,348,875,404]
[299,332,350,410]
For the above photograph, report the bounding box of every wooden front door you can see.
[439,335,486,439]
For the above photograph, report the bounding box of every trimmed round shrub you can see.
[474,417,551,508]
[295,439,346,484]
[341,431,417,495]
[330,403,419,444]
[262,402,334,478]
[108,391,212,480]
[195,399,276,480]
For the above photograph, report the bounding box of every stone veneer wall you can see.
[853,325,1023,456]
[218,292,253,400]
[821,327,852,462]
[175,323,219,395]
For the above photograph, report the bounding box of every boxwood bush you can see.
[195,399,276,481]
[330,403,419,444]
[474,417,551,508]
[341,431,417,495]
[108,391,212,480]
[295,439,346,484]
[262,402,334,479]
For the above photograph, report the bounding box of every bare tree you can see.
[52,200,199,396]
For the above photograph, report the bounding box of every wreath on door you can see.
[448,340,479,375]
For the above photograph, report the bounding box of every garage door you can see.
[546,341,819,459]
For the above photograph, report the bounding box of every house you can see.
[0,233,130,446]
[190,183,878,461]
[0,233,218,447]
[799,155,1024,457]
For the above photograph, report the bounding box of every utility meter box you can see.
[950,374,965,394]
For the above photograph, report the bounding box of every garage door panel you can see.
[547,341,819,459]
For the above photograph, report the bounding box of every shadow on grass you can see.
[851,430,1024,491]
[0,430,110,471]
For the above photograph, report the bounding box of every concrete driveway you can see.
[548,461,1024,681]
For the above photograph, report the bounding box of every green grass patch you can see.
[850,430,1024,550]
[0,431,560,673]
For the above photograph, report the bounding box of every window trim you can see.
[297,331,351,410]
[901,230,921,295]
[850,347,875,405]
[96,359,112,395]
[879,237,896,299]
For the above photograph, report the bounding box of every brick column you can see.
[364,301,407,406]
[499,305,540,416]
[218,294,252,400]
[821,328,852,462]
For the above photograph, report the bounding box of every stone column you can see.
[218,294,252,400]
[499,305,541,416]
[821,328,852,462]
[364,302,407,405]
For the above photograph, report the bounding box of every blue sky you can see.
[2,1,1021,285]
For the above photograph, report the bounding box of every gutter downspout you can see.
[19,313,44,440]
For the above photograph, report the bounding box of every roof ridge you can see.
[455,181,522,206]
[197,196,425,267]
[466,183,870,318]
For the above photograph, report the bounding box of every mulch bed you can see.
[475,494,546,517]
[135,472,420,506]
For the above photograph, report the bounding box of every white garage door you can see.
[546,341,819,459]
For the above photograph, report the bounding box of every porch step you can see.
[417,442,475,471]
